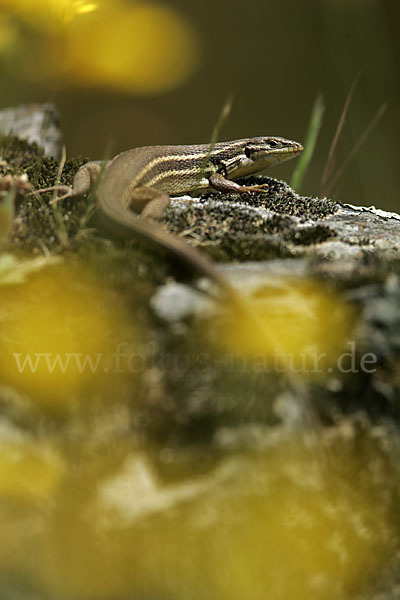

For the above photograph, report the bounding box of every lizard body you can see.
[37,137,303,309]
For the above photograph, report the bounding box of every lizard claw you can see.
[240,183,270,194]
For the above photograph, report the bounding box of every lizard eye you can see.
[244,146,253,159]
[268,140,279,148]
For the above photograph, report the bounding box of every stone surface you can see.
[0,103,62,159]
[166,175,400,262]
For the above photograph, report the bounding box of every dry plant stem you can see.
[325,102,387,196]
[320,71,361,197]
[52,145,67,202]
[26,185,72,201]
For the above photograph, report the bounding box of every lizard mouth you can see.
[276,143,304,161]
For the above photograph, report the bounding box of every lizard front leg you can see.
[209,173,269,195]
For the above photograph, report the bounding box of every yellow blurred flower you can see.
[60,2,200,94]
[31,432,396,599]
[0,262,138,412]
[46,0,99,23]
[0,0,98,26]
[218,279,356,374]
[0,435,64,502]
[1,0,200,94]
[0,13,18,54]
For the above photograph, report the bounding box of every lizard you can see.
[31,137,303,311]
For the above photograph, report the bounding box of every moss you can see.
[0,135,88,251]
[76,237,175,298]
[288,224,335,245]
[204,175,340,221]
[0,134,84,187]
[164,175,341,262]
[0,134,45,176]
[204,235,292,262]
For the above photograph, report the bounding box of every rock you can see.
[0,103,62,159]
[166,175,400,262]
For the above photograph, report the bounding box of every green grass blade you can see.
[291,94,324,192]
[195,93,234,190]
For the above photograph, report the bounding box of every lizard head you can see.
[244,136,303,168]
[217,136,303,180]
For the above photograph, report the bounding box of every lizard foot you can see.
[239,183,270,194]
